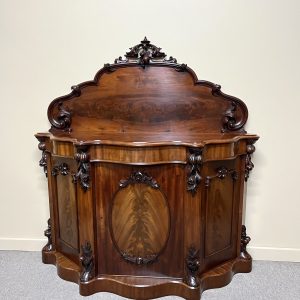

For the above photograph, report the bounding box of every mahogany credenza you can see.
[35,38,259,300]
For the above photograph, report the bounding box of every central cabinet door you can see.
[95,163,185,278]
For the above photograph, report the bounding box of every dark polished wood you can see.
[36,38,259,299]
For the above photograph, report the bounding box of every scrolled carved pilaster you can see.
[38,140,48,177]
[185,246,200,287]
[205,166,238,188]
[245,141,256,181]
[80,241,94,282]
[43,218,53,252]
[187,148,203,195]
[240,225,251,260]
[73,146,90,191]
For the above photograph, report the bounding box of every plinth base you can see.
[42,250,252,300]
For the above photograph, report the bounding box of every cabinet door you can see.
[51,157,79,262]
[202,159,240,270]
[95,163,185,278]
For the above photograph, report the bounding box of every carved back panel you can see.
[47,38,248,139]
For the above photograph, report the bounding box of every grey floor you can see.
[0,251,299,300]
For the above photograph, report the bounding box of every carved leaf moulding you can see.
[47,37,248,133]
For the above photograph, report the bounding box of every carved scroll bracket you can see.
[80,241,94,282]
[38,140,48,177]
[245,140,256,181]
[73,146,90,191]
[185,246,200,287]
[222,101,247,133]
[240,225,251,260]
[205,166,238,188]
[222,101,238,132]
[51,101,72,132]
[43,218,53,252]
[119,170,159,189]
[187,148,203,195]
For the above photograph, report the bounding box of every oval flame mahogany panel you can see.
[111,183,170,264]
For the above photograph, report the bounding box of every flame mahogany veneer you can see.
[35,38,259,300]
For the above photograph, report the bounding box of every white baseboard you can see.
[248,246,300,262]
[1,239,300,262]
[0,238,46,251]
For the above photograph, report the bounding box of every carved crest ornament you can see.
[119,170,159,189]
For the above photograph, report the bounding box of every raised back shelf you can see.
[47,37,248,140]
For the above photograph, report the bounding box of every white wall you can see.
[0,0,299,261]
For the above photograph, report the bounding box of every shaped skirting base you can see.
[42,250,252,300]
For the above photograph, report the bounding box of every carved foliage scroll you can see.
[185,246,200,287]
[73,146,90,191]
[205,166,238,188]
[187,148,203,194]
[51,163,70,177]
[80,241,94,282]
